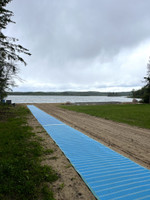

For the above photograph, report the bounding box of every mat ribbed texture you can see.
[28,105,150,200]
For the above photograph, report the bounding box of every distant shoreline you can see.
[9,91,132,97]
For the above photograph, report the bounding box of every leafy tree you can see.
[131,58,150,103]
[0,0,31,102]
[131,87,145,99]
[143,58,150,103]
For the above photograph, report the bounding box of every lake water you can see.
[6,95,135,104]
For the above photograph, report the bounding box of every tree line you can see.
[8,91,132,96]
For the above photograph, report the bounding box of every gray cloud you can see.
[5,0,150,91]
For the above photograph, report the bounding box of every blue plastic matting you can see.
[28,105,150,200]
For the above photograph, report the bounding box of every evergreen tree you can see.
[143,58,150,103]
[0,0,31,102]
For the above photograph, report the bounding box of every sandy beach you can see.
[27,103,150,199]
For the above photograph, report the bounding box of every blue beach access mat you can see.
[28,105,150,200]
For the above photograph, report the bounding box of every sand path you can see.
[34,103,150,170]
[27,103,150,199]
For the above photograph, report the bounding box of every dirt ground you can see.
[27,103,150,199]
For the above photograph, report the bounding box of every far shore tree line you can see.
[0,0,150,103]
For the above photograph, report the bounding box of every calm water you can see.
[6,95,135,104]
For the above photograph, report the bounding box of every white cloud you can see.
[5,0,150,92]
[12,39,149,92]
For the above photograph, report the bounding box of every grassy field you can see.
[0,105,58,200]
[61,104,150,129]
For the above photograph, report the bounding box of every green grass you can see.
[61,104,150,129]
[0,105,58,200]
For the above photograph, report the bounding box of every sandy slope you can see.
[34,103,150,170]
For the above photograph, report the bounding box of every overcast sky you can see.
[5,0,150,92]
